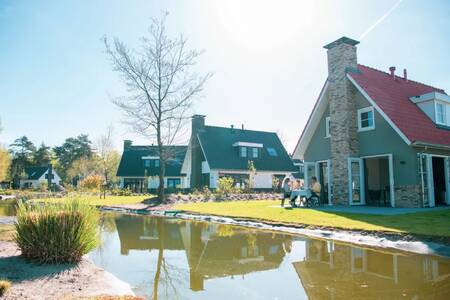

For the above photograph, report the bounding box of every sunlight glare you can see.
[212,0,317,52]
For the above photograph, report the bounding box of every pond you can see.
[90,213,450,300]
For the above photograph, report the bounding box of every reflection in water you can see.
[91,214,450,300]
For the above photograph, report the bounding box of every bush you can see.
[0,279,11,296]
[216,177,235,196]
[79,175,103,190]
[110,187,133,196]
[15,200,100,264]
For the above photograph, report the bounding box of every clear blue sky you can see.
[0,0,449,152]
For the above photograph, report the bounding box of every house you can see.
[293,36,450,208]
[116,140,188,193]
[20,165,62,189]
[181,115,296,190]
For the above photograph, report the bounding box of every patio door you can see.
[348,158,365,205]
[418,154,434,207]
[445,157,450,205]
[304,162,317,189]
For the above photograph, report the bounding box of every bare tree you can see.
[95,125,120,198]
[104,12,211,201]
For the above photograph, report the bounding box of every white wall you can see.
[209,171,219,188]
[253,173,273,189]
[417,101,435,122]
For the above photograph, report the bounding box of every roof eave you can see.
[411,141,450,151]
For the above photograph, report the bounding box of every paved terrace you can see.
[315,205,450,215]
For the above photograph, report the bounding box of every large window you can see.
[154,159,160,167]
[144,160,151,167]
[436,102,446,125]
[240,147,247,158]
[167,178,181,188]
[325,117,330,138]
[358,107,375,131]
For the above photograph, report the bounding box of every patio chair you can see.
[305,189,320,208]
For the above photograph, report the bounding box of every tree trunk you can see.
[157,141,165,203]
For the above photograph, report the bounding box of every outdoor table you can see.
[290,189,308,207]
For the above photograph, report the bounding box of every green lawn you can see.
[35,195,150,206]
[175,200,450,237]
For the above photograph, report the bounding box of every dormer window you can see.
[142,156,160,168]
[240,147,247,158]
[251,147,259,158]
[436,102,446,125]
[410,92,449,127]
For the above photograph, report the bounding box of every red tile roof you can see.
[350,64,450,147]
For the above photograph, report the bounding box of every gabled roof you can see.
[24,166,48,180]
[116,145,187,177]
[197,126,296,172]
[294,64,450,159]
[349,64,450,147]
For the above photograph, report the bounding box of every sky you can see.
[0,0,449,153]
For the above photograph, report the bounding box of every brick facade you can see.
[394,184,423,208]
[326,38,360,205]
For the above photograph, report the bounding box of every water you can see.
[90,213,450,299]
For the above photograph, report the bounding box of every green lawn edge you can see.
[174,200,450,238]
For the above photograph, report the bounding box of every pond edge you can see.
[100,206,450,258]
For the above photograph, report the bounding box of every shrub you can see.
[111,187,133,196]
[15,200,99,264]
[216,177,235,196]
[79,175,103,190]
[0,279,11,296]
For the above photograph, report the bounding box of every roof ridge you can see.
[357,64,446,94]
[204,125,277,135]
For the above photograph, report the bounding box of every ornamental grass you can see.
[15,200,99,264]
[0,279,11,296]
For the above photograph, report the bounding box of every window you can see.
[358,107,375,131]
[167,178,181,188]
[267,147,278,157]
[252,147,258,158]
[325,117,331,138]
[436,102,446,125]
[240,147,247,158]
[154,159,160,167]
[144,160,151,167]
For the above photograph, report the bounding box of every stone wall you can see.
[327,40,359,205]
[394,185,422,208]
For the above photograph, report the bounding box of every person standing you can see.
[281,178,291,207]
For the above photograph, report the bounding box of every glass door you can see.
[348,158,365,205]
[445,157,450,205]
[304,162,317,189]
[418,154,434,207]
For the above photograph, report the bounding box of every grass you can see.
[15,200,100,263]
[0,224,15,241]
[35,195,150,206]
[0,279,11,296]
[175,200,450,237]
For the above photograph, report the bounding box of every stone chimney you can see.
[191,115,206,189]
[192,114,205,135]
[324,36,360,205]
[389,66,396,78]
[123,140,132,151]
